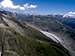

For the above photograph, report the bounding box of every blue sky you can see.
[0,0,75,15]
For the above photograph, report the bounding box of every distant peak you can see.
[63,12,75,18]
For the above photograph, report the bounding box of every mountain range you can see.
[16,13,75,56]
[0,10,71,56]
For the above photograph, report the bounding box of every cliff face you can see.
[0,11,70,56]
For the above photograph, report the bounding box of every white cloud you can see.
[29,4,37,8]
[0,0,37,10]
[23,3,37,9]
[23,3,29,9]
[19,7,25,10]
[0,0,20,9]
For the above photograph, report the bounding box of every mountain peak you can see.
[63,12,75,18]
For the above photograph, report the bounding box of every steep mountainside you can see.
[16,15,75,56]
[0,11,70,56]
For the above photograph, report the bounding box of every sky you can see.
[0,0,75,15]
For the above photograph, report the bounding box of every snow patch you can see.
[63,12,75,18]
[40,31,62,43]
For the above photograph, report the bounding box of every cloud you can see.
[0,0,37,10]
[29,4,37,8]
[19,7,25,10]
[0,0,20,9]
[23,3,37,9]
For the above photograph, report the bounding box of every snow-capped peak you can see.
[63,12,75,18]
